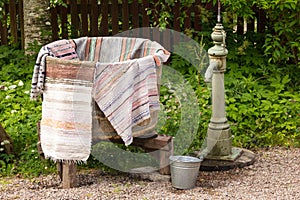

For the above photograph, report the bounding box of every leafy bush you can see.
[0,47,55,177]
[225,34,300,148]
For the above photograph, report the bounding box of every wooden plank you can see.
[151,0,159,29]
[141,0,150,38]
[50,7,59,41]
[162,28,172,52]
[122,0,129,31]
[152,27,161,44]
[173,1,181,46]
[194,0,202,32]
[90,0,99,36]
[133,135,173,151]
[173,1,181,32]
[70,1,79,37]
[80,0,89,36]
[237,17,244,35]
[131,0,139,29]
[257,9,266,33]
[62,162,77,189]
[18,0,25,48]
[100,0,109,36]
[60,3,68,38]
[36,122,44,159]
[9,0,18,44]
[141,0,149,27]
[158,139,173,175]
[111,0,119,35]
[0,9,8,45]
[184,6,191,30]
[247,18,254,33]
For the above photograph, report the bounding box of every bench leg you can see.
[59,161,77,189]
[158,138,173,175]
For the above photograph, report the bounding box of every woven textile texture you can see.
[32,37,169,162]
[30,39,78,100]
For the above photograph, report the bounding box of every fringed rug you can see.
[32,37,170,162]
[40,59,95,162]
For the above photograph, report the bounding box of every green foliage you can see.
[225,39,300,148]
[0,46,56,177]
[49,0,67,8]
[263,0,300,67]
[158,41,211,154]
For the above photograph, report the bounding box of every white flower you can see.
[18,80,24,86]
[24,91,30,94]
[5,95,11,99]
[4,86,8,91]
[8,85,17,89]
[11,110,17,114]
[1,140,10,146]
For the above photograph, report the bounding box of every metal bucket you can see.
[169,156,202,189]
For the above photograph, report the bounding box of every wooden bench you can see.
[38,122,173,188]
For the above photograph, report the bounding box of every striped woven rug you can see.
[34,37,170,162]
[40,58,95,162]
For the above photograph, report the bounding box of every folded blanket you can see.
[93,56,160,145]
[30,39,78,100]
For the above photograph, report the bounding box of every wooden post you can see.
[62,162,77,189]
[133,134,173,175]
[158,138,173,175]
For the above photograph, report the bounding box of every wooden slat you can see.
[184,6,192,30]
[60,3,68,38]
[237,17,244,35]
[151,27,161,44]
[247,18,254,33]
[100,0,109,36]
[194,0,202,32]
[50,7,59,41]
[0,1,267,48]
[141,0,149,27]
[141,0,150,38]
[70,1,78,37]
[80,0,89,36]
[173,1,181,46]
[151,0,160,29]
[173,1,181,32]
[18,0,25,48]
[131,0,139,29]
[111,0,119,35]
[122,0,129,31]
[0,7,8,45]
[9,0,18,44]
[257,9,266,33]
[90,0,99,36]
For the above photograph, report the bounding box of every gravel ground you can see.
[0,147,299,200]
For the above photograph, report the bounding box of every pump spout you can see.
[204,60,220,82]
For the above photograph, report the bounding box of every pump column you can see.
[199,23,256,170]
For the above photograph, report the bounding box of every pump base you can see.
[196,147,256,171]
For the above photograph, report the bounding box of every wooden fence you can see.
[1,0,266,49]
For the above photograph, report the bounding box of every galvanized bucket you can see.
[169,156,202,189]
